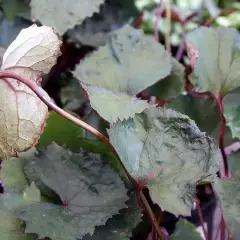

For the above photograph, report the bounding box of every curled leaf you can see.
[0,24,62,160]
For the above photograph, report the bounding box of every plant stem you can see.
[0,71,165,240]
[140,192,165,240]
[175,25,186,61]
[196,199,208,240]
[220,215,225,240]
[154,0,163,42]
[165,0,171,52]
[215,95,229,178]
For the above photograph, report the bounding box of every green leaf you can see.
[147,58,185,100]
[74,25,172,122]
[0,208,36,240]
[2,0,29,20]
[82,193,142,240]
[166,94,220,138]
[30,0,105,35]
[213,152,240,236]
[83,111,108,140]
[186,26,240,96]
[37,111,84,151]
[1,148,36,193]
[60,76,86,111]
[167,94,235,146]
[20,143,128,240]
[108,107,220,216]
[0,184,40,240]
[170,219,202,240]
[223,88,240,139]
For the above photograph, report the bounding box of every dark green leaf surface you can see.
[108,107,220,216]
[74,25,172,122]
[21,143,128,240]
[186,26,240,96]
[170,219,202,240]
[37,111,84,151]
[82,193,142,240]
[0,183,40,240]
[1,148,36,193]
[147,58,185,100]
[2,0,29,20]
[167,94,220,138]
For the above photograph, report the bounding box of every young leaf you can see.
[223,88,240,139]
[20,143,128,240]
[37,111,84,151]
[108,107,220,216]
[170,219,202,240]
[30,0,105,35]
[1,148,36,193]
[213,152,240,236]
[74,25,172,122]
[82,193,142,240]
[186,26,240,96]
[0,24,61,160]
[147,58,185,100]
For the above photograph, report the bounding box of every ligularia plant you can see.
[0,6,240,239]
[0,24,61,159]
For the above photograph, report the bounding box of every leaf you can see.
[167,94,235,146]
[37,111,84,151]
[170,219,202,240]
[67,0,138,47]
[108,107,220,216]
[1,148,36,193]
[30,0,105,35]
[83,110,108,140]
[60,76,86,111]
[74,25,172,122]
[0,208,36,240]
[0,24,61,160]
[223,88,240,139]
[186,26,240,96]
[20,143,128,240]
[0,183,40,240]
[167,94,220,138]
[2,0,29,20]
[82,193,142,240]
[147,58,185,100]
[213,152,240,236]
[36,110,127,182]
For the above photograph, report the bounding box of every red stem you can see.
[215,95,229,178]
[196,199,208,240]
[220,215,225,240]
